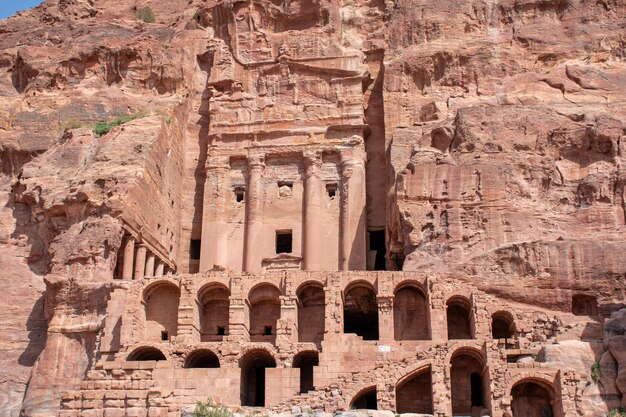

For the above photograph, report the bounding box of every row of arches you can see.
[127,346,318,407]
[143,281,517,344]
[353,375,557,417]
[127,346,559,415]
[351,348,558,417]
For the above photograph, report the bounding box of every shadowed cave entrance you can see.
[249,284,281,343]
[447,296,473,339]
[294,351,319,394]
[511,380,555,417]
[396,367,433,414]
[127,347,166,361]
[351,387,377,410]
[297,283,325,343]
[451,350,489,416]
[394,284,430,340]
[184,349,220,368]
[343,283,379,340]
[240,350,276,407]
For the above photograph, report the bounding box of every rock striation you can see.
[0,0,624,417]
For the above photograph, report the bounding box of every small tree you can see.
[591,361,601,381]
[135,6,155,23]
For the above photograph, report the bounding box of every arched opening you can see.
[240,349,277,407]
[350,387,377,410]
[144,282,180,342]
[394,284,430,340]
[293,351,319,394]
[447,296,473,339]
[572,294,598,316]
[127,346,166,361]
[199,284,230,342]
[396,367,433,414]
[344,283,379,340]
[297,283,325,343]
[248,284,281,343]
[185,349,220,368]
[511,380,555,417]
[450,349,489,416]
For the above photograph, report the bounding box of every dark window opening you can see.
[276,231,293,254]
[492,313,515,340]
[326,183,338,199]
[235,187,245,203]
[471,373,484,407]
[264,326,272,336]
[278,181,293,198]
[368,230,386,271]
[217,326,226,336]
[190,239,201,260]
[161,331,169,341]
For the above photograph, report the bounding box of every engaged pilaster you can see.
[339,147,367,270]
[122,236,135,280]
[377,295,394,341]
[200,154,230,272]
[243,154,265,273]
[303,151,323,271]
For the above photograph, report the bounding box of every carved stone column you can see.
[432,352,452,417]
[243,154,265,273]
[324,275,343,335]
[200,154,230,272]
[122,235,135,280]
[277,295,298,344]
[144,252,155,278]
[339,147,367,270]
[303,151,323,271]
[377,295,394,342]
[226,297,249,343]
[428,277,448,342]
[134,245,147,280]
[155,260,164,277]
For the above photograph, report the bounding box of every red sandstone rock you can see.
[0,0,624,416]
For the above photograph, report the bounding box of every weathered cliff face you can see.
[0,0,624,416]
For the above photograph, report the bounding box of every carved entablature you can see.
[262,254,303,271]
[208,57,364,136]
[213,0,333,65]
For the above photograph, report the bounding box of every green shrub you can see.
[93,114,137,137]
[135,6,155,23]
[609,408,626,417]
[591,361,601,381]
[192,399,231,417]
